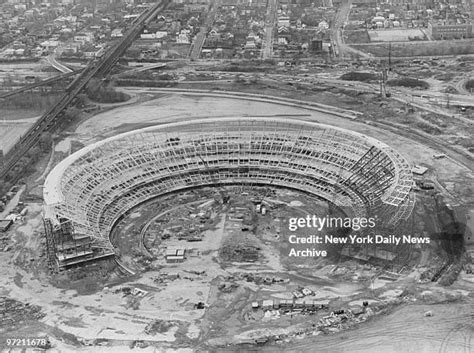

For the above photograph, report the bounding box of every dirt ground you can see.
[267,302,474,353]
[0,120,35,153]
[0,89,472,351]
[1,184,472,351]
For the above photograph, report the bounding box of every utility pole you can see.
[388,41,392,71]
[379,63,387,97]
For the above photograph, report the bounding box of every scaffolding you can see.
[43,117,414,257]
[43,217,114,271]
[43,218,57,272]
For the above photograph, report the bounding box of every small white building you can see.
[278,15,290,27]
[74,32,94,44]
[176,32,190,44]
[111,29,123,38]
[40,40,59,51]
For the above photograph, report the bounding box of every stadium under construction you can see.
[42,117,414,271]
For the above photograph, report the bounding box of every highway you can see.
[0,0,171,180]
[47,52,74,73]
[261,0,278,60]
[129,63,167,73]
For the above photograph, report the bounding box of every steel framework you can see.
[43,117,414,255]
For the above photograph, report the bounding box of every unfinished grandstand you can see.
[42,117,414,270]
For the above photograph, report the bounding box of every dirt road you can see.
[268,303,474,353]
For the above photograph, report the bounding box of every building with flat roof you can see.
[165,248,186,263]
[428,21,473,40]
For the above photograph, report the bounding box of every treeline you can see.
[120,71,176,81]
[86,79,129,104]
[387,78,429,89]
[1,92,62,110]
[340,72,378,82]
[115,79,178,88]
[466,80,474,90]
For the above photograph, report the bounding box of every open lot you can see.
[0,120,34,153]
[368,29,427,42]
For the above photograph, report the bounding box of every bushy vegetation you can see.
[86,78,129,103]
[221,65,274,73]
[1,92,62,110]
[116,79,178,88]
[120,71,176,81]
[340,71,379,82]
[465,79,474,91]
[1,132,53,191]
[387,77,429,89]
[415,121,442,135]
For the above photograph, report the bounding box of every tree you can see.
[74,94,88,108]
[64,107,82,125]
[38,132,53,152]
[0,179,12,196]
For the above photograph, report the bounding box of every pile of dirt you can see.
[340,71,378,82]
[220,242,261,262]
[387,77,429,89]
[144,319,176,335]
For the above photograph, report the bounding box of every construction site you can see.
[0,91,471,350]
[0,0,473,351]
[41,117,414,269]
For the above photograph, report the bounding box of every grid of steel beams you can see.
[43,117,414,252]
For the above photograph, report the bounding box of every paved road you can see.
[261,0,278,60]
[46,52,73,73]
[189,0,220,60]
[454,75,473,95]
[331,0,373,60]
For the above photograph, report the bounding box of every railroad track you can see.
[0,71,79,99]
[0,0,171,180]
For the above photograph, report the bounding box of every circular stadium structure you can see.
[43,117,414,268]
